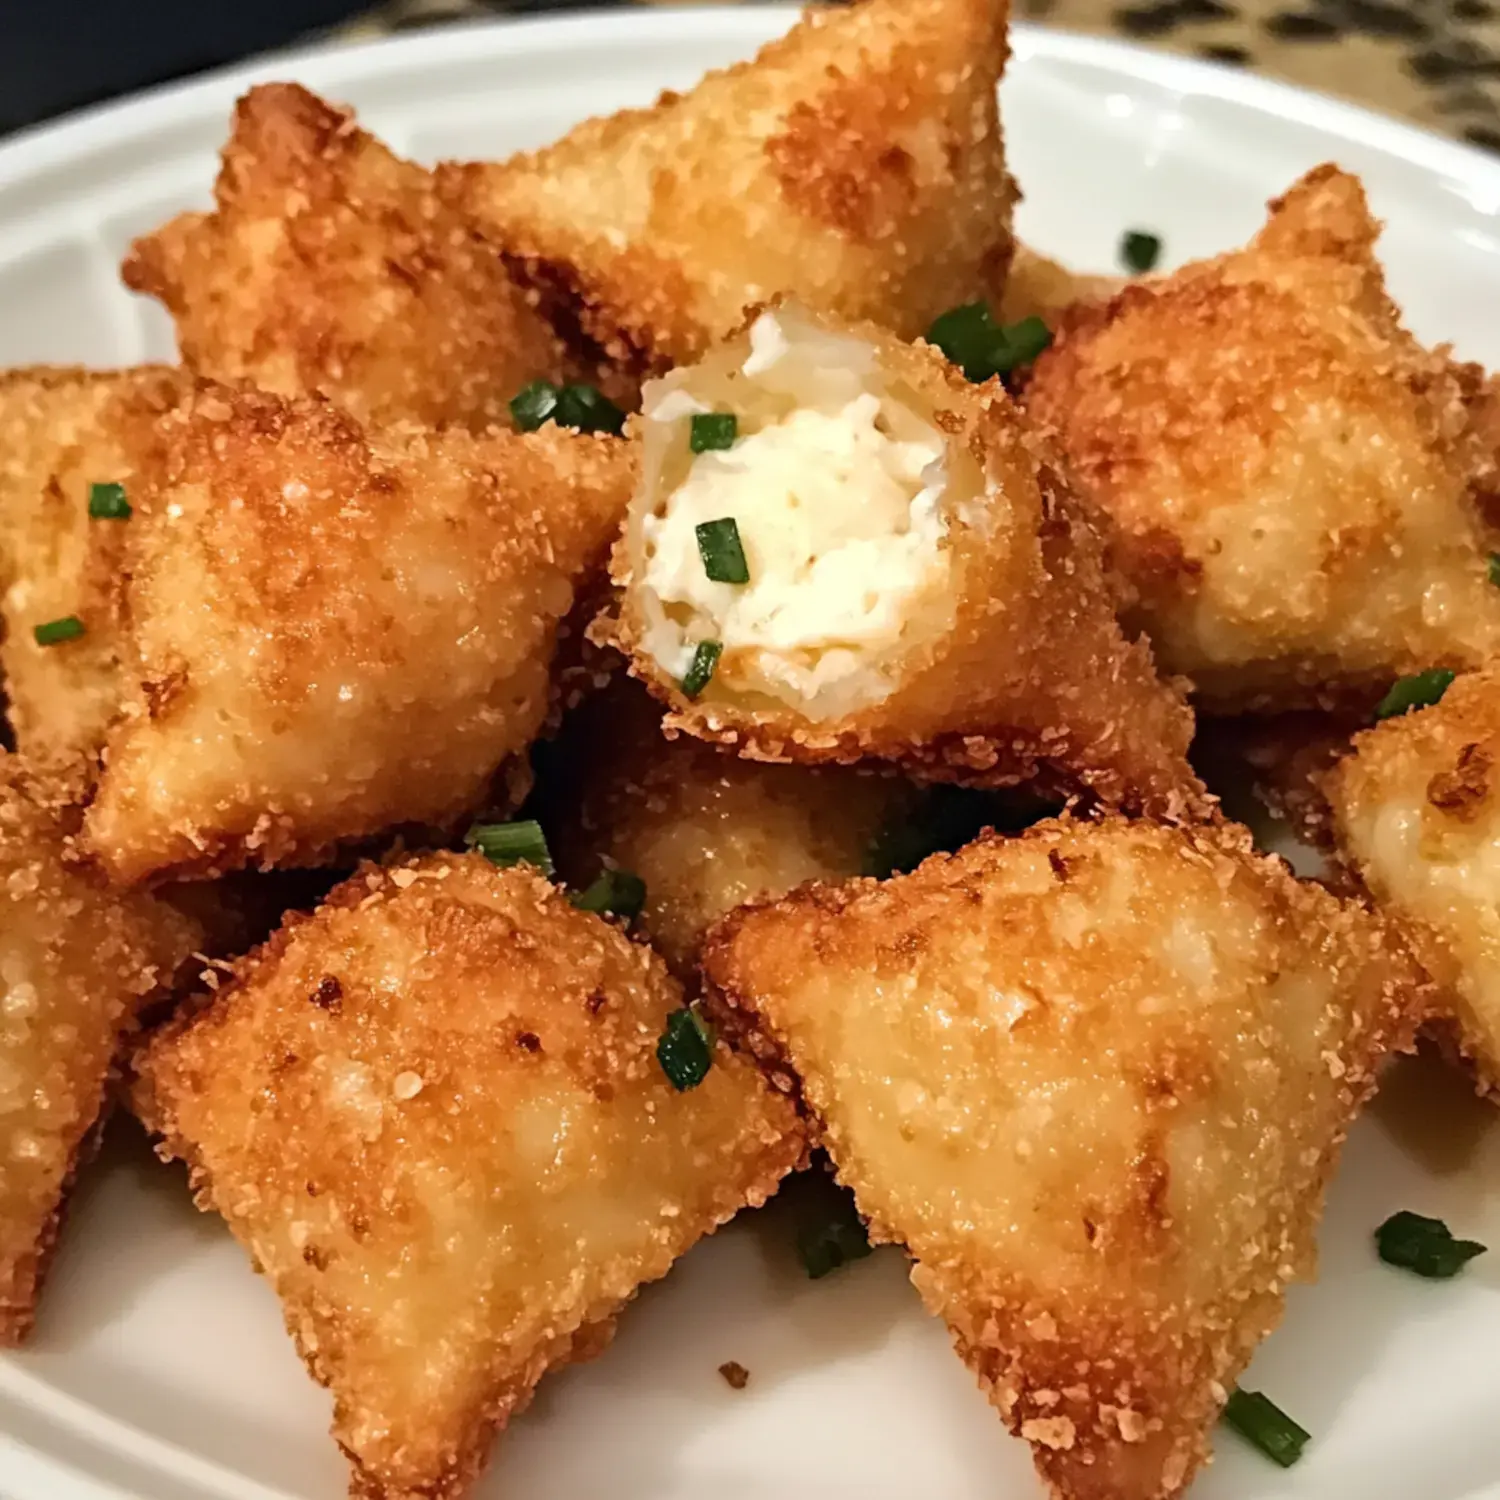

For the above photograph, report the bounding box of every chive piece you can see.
[464,819,554,875]
[1375,668,1456,721]
[1490,552,1500,587]
[695,517,750,585]
[553,383,627,437]
[1221,1389,1310,1469]
[690,412,738,453]
[1120,229,1163,274]
[797,1180,873,1279]
[925,303,1052,382]
[572,868,647,921]
[657,1005,714,1090]
[32,616,84,647]
[1375,1210,1487,1278]
[87,481,131,520]
[509,379,560,432]
[681,640,722,700]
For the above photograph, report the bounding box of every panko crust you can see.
[703,816,1421,1500]
[1326,665,1500,1094]
[0,365,189,762]
[441,0,1016,377]
[124,83,565,430]
[1022,164,1500,712]
[133,853,805,1500]
[605,315,1203,817]
[85,383,634,884]
[542,680,915,979]
[0,752,198,1342]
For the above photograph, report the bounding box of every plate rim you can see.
[0,7,1498,1500]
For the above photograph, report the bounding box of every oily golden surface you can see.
[85,384,633,883]
[606,308,1203,816]
[704,817,1419,1500]
[1023,165,1500,712]
[0,754,197,1342]
[1327,667,1500,1094]
[543,681,914,978]
[443,0,1016,377]
[124,84,564,430]
[0,366,188,762]
[135,854,805,1500]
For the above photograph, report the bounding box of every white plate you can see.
[1,10,1499,1499]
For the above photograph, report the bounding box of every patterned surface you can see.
[341,0,1500,152]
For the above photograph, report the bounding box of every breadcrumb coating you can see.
[542,680,914,979]
[604,305,1202,815]
[1022,165,1500,712]
[84,384,633,883]
[0,753,198,1342]
[703,816,1420,1500]
[1327,666,1500,1094]
[134,854,805,1500]
[0,366,188,762]
[442,0,1016,378]
[124,84,565,430]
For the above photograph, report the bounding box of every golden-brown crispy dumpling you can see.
[704,816,1420,1500]
[0,366,187,762]
[1023,165,1500,713]
[84,384,633,884]
[1326,666,1500,1094]
[134,853,805,1500]
[0,753,198,1341]
[602,303,1201,815]
[124,83,565,430]
[998,245,1121,324]
[444,0,1016,378]
[542,679,917,979]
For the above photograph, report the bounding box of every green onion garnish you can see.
[509,379,560,432]
[797,1180,873,1279]
[695,517,749,585]
[32,616,84,647]
[690,412,738,453]
[1120,229,1162,274]
[657,1005,714,1090]
[1489,552,1500,587]
[464,819,554,875]
[1375,1210,1487,1278]
[681,640,722,700]
[87,481,130,520]
[925,303,1052,383]
[553,383,627,436]
[1221,1389,1310,1468]
[1375,668,1456,720]
[572,867,647,921]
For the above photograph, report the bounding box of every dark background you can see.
[0,0,366,137]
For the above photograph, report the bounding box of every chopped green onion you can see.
[32,616,84,647]
[465,819,554,875]
[87,481,131,520]
[797,1179,873,1279]
[681,640,722,700]
[657,1005,714,1090]
[572,867,647,921]
[1375,668,1456,721]
[1489,552,1500,587]
[1375,1210,1487,1278]
[1221,1389,1310,1468]
[554,383,627,436]
[925,304,1052,383]
[1120,229,1163,274]
[509,379,560,431]
[695,517,750,585]
[690,412,738,453]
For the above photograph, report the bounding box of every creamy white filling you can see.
[640,383,949,703]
